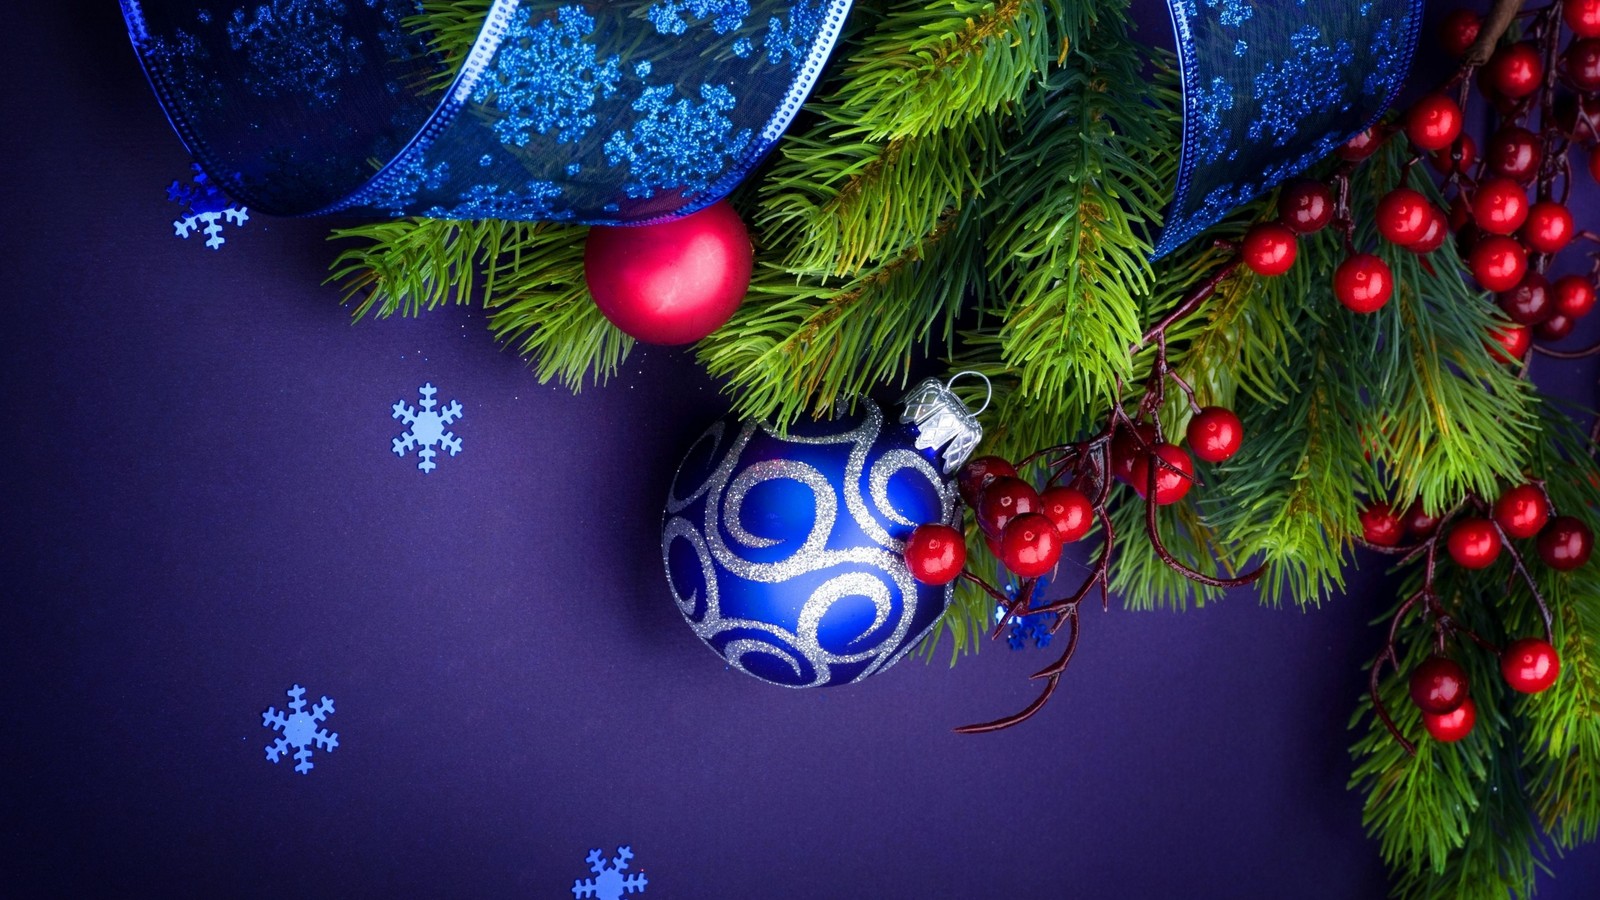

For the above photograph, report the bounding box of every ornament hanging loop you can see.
[944,370,993,416]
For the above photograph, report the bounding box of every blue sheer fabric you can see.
[121,0,851,224]
[121,1,1420,235]
[1156,0,1424,256]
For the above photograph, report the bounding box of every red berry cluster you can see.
[1363,482,1593,572]
[1407,635,1562,743]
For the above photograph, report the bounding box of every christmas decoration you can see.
[660,379,979,688]
[1501,637,1562,693]
[571,846,648,900]
[261,684,338,775]
[583,201,752,345]
[167,163,249,250]
[392,383,464,474]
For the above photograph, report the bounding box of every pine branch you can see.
[327,218,531,320]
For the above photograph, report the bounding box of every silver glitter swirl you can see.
[661,399,957,687]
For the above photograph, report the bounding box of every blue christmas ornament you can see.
[662,379,982,688]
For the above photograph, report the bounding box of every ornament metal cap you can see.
[900,373,988,475]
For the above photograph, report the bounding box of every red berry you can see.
[1471,178,1529,235]
[1407,206,1449,255]
[977,476,1040,538]
[904,524,967,585]
[1538,516,1594,570]
[1536,312,1576,341]
[999,513,1062,578]
[1566,38,1600,91]
[1469,236,1528,292]
[1403,503,1441,540]
[1410,656,1470,715]
[1553,276,1598,318]
[1485,127,1541,184]
[1523,202,1574,254]
[1488,323,1531,363]
[1484,42,1543,99]
[1334,253,1394,313]
[1447,517,1502,569]
[1439,9,1481,57]
[1498,274,1553,326]
[1129,443,1195,505]
[1360,502,1405,547]
[958,456,1016,507]
[1422,697,1476,742]
[1186,406,1244,463]
[1278,180,1334,234]
[1242,223,1298,276]
[1110,422,1157,484]
[1377,188,1436,246]
[1501,638,1562,693]
[1493,484,1550,539]
[1338,127,1384,161]
[1039,486,1094,543]
[1567,0,1600,37]
[1430,134,1477,176]
[1406,95,1463,151]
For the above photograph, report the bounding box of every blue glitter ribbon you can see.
[121,1,1420,235]
[1156,0,1424,256]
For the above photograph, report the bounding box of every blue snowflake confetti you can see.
[262,684,338,775]
[471,6,622,147]
[572,846,648,899]
[392,383,463,474]
[604,83,753,200]
[167,163,249,249]
[994,581,1060,651]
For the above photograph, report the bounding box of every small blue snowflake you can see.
[572,846,648,899]
[994,583,1059,651]
[472,6,622,146]
[262,684,338,775]
[167,163,249,250]
[603,83,753,200]
[392,383,463,474]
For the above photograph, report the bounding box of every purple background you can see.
[4,1,1600,897]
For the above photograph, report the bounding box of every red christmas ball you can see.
[1523,201,1574,254]
[1553,276,1598,318]
[1447,517,1502,569]
[1485,127,1542,184]
[1538,516,1594,570]
[1039,486,1094,543]
[1502,638,1562,693]
[1377,188,1435,246]
[1000,513,1062,578]
[1186,406,1244,463]
[1498,274,1552,326]
[1242,222,1298,276]
[1360,502,1405,547]
[1422,697,1476,742]
[1110,422,1157,483]
[1406,95,1463,151]
[1567,0,1600,37]
[1471,178,1529,235]
[1484,42,1543,99]
[1278,180,1334,234]
[1493,484,1550,539]
[904,524,967,585]
[1440,9,1481,57]
[1469,236,1528,292]
[1334,253,1394,313]
[583,201,752,345]
[1488,322,1531,363]
[977,476,1040,538]
[958,455,1017,507]
[1566,38,1600,91]
[1409,656,1470,715]
[1536,312,1576,341]
[1129,443,1195,505]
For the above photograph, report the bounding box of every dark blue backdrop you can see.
[4,2,1600,897]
